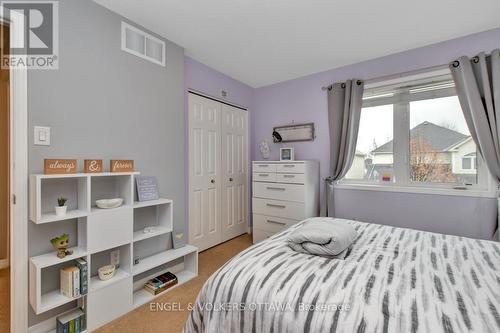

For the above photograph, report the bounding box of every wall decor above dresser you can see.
[252,160,319,243]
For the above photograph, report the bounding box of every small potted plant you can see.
[55,197,68,216]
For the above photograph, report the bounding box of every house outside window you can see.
[343,69,493,193]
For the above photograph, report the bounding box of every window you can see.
[461,153,476,170]
[343,69,490,191]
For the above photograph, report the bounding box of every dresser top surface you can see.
[252,160,317,164]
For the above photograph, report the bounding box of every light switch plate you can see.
[34,126,51,146]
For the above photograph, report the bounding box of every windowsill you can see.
[334,182,497,198]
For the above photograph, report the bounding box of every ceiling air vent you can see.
[121,22,166,67]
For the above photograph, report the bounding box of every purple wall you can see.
[251,28,500,239]
[185,56,254,108]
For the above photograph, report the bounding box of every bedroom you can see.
[0,0,499,332]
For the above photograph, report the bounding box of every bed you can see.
[184,219,500,333]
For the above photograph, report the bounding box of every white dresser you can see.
[252,160,320,243]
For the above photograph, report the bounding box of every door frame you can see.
[186,90,251,250]
[1,9,29,333]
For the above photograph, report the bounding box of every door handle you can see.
[229,177,233,182]
[267,219,286,225]
[266,187,285,191]
[211,179,215,184]
[266,203,286,209]
[284,175,295,178]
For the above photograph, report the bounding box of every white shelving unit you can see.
[28,172,198,333]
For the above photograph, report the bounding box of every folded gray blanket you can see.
[287,217,358,258]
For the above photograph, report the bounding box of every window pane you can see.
[409,96,477,184]
[462,157,471,170]
[345,104,394,181]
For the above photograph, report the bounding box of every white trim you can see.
[364,66,450,89]
[334,182,496,198]
[5,9,29,333]
[444,136,473,152]
[121,21,166,67]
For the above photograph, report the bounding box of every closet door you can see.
[221,104,247,241]
[188,93,222,251]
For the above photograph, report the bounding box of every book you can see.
[74,317,80,333]
[75,258,88,295]
[144,271,178,295]
[60,266,78,298]
[72,267,80,298]
[56,308,84,333]
[56,319,68,333]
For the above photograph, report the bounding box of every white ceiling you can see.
[94,0,500,88]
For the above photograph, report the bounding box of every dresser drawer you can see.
[252,198,305,220]
[253,172,276,182]
[253,228,275,244]
[276,163,305,174]
[275,173,305,184]
[253,214,298,233]
[253,181,305,202]
[253,163,277,173]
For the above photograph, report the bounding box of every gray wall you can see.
[28,0,184,325]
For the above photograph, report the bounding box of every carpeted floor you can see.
[0,267,10,333]
[94,233,253,333]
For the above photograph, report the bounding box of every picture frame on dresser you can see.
[251,160,319,243]
[280,148,294,161]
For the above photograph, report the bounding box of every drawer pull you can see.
[283,165,295,168]
[258,174,269,177]
[266,203,286,209]
[284,175,295,178]
[258,165,269,167]
[266,187,285,191]
[267,219,286,226]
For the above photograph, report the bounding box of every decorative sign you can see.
[44,159,77,174]
[273,123,315,143]
[110,159,134,172]
[172,229,187,249]
[136,176,160,202]
[84,159,103,173]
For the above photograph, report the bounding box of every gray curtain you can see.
[325,79,364,217]
[450,49,500,240]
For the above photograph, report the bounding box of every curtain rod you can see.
[321,63,450,91]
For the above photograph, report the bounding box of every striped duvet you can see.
[184,219,500,333]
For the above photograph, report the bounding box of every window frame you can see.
[338,70,496,198]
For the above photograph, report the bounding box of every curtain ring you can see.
[341,83,346,88]
[356,80,363,85]
[451,60,460,68]
[472,56,479,63]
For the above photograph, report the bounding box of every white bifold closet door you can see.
[188,93,247,252]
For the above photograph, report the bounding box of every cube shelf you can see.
[29,171,198,333]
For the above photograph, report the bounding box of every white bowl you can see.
[98,265,116,281]
[95,198,123,209]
